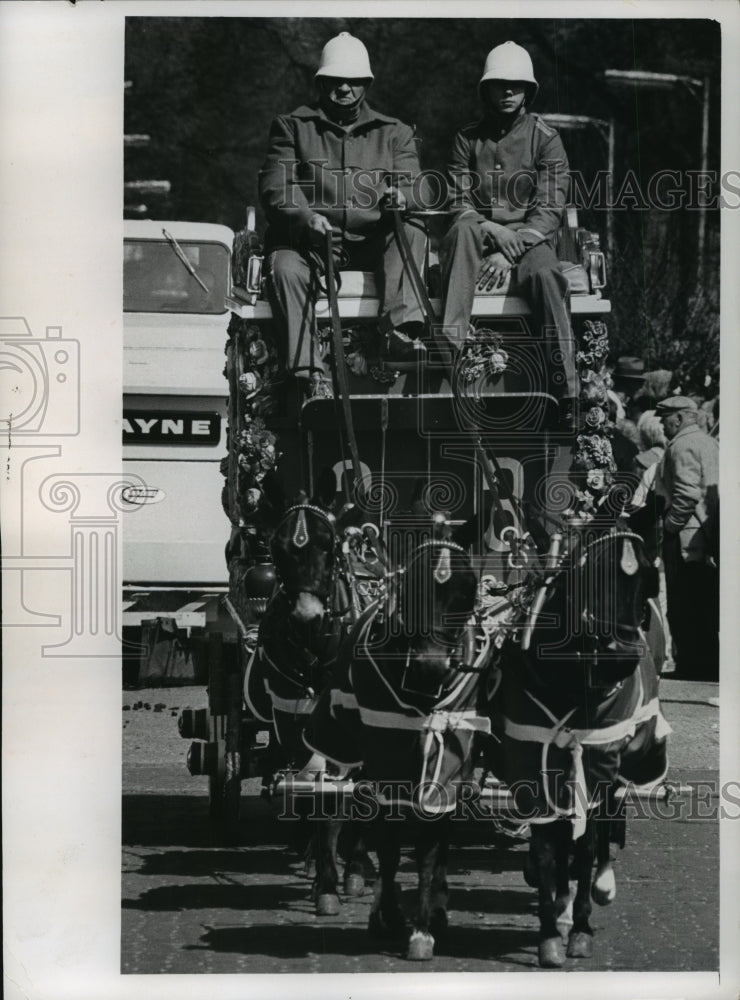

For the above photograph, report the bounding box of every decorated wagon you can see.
[172,198,661,841]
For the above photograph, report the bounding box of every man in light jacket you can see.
[655,396,719,680]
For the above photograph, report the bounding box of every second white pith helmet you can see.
[479,42,539,102]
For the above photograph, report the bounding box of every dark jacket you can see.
[447,110,569,248]
[259,101,422,250]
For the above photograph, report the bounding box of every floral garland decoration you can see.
[569,319,617,518]
[457,328,509,382]
[223,318,284,560]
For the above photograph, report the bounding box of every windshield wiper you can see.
[162,228,210,294]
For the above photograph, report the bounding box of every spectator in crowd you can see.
[635,414,666,472]
[635,367,672,413]
[439,42,575,420]
[258,32,427,398]
[655,396,719,681]
[629,414,667,562]
[611,355,646,411]
[606,393,638,473]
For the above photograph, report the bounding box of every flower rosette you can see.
[248,338,270,366]
[570,318,618,517]
[585,405,606,429]
[457,330,509,383]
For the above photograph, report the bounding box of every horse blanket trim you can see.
[304,609,490,815]
[492,648,671,838]
[502,695,669,748]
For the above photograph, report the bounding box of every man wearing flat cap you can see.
[259,32,427,398]
[655,396,719,680]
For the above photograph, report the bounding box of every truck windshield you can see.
[124,239,229,314]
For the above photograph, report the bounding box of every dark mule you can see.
[487,520,670,967]
[305,520,489,959]
[244,471,384,911]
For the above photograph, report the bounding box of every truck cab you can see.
[123,219,233,585]
[123,220,235,674]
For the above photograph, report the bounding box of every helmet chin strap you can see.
[320,93,364,125]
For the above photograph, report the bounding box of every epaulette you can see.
[533,114,557,137]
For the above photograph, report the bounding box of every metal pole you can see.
[607,118,615,266]
[697,75,710,279]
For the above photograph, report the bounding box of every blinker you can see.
[434,545,452,585]
[620,538,638,576]
[292,508,310,548]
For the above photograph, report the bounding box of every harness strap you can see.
[359,705,490,734]
[502,694,669,839]
[329,688,489,735]
[267,690,317,716]
[324,231,362,500]
[502,697,662,748]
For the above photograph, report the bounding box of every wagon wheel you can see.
[207,632,242,844]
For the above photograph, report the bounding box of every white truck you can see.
[122,220,236,683]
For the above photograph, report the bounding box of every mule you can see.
[305,520,490,959]
[243,471,384,909]
[486,519,670,967]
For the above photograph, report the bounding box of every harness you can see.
[521,528,647,658]
[494,526,665,838]
[323,231,363,501]
[266,502,389,692]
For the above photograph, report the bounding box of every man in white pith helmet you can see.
[259,32,427,397]
[440,42,575,419]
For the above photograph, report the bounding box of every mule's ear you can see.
[312,466,338,510]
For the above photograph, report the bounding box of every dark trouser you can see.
[439,214,576,397]
[267,222,426,375]
[662,533,719,680]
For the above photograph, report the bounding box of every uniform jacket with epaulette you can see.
[259,102,422,250]
[447,110,569,248]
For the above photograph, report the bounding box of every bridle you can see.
[521,528,648,666]
[273,502,387,619]
[387,537,487,684]
[572,530,646,636]
[272,502,338,603]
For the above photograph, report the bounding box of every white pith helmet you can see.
[315,32,374,81]
[479,41,539,102]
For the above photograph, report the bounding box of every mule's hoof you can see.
[555,895,574,939]
[591,867,616,906]
[303,859,317,881]
[316,893,340,916]
[343,872,365,897]
[430,908,449,940]
[368,905,407,941]
[406,929,435,961]
[538,936,566,968]
[567,931,594,959]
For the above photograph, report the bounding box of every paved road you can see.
[122,678,720,974]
